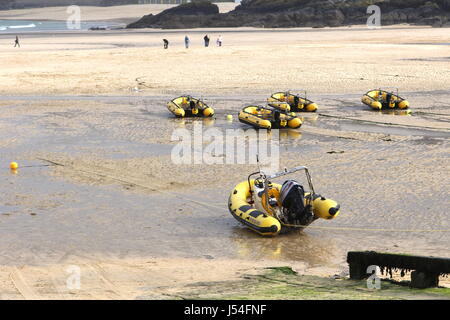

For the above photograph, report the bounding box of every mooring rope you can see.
[317,113,450,132]
[36,157,450,234]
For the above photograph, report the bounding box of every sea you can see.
[0,20,124,33]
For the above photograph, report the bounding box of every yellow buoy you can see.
[287,118,302,129]
[203,107,214,117]
[226,114,233,121]
[10,162,18,170]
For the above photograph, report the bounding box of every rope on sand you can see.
[37,158,450,234]
[413,111,450,117]
[317,113,450,132]
[37,157,217,209]
[135,77,153,89]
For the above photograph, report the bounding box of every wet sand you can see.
[0,25,449,299]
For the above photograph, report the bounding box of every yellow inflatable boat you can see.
[238,106,302,130]
[268,91,318,112]
[228,165,340,236]
[167,96,214,118]
[362,89,409,110]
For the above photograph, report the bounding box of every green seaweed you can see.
[264,266,298,275]
[171,267,450,300]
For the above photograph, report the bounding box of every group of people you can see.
[163,34,223,49]
[13,33,222,50]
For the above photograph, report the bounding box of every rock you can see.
[0,0,15,10]
[127,0,450,29]
[291,7,316,24]
[383,9,409,23]
[410,271,439,288]
[420,16,445,26]
[417,1,441,16]
[161,0,218,16]
[323,9,345,27]
[127,0,219,29]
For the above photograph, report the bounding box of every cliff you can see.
[127,0,220,29]
[127,0,450,29]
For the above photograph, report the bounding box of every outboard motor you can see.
[384,92,392,108]
[280,180,315,226]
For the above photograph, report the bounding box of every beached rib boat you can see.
[238,106,302,130]
[167,96,214,118]
[268,91,318,112]
[228,166,340,236]
[362,89,409,110]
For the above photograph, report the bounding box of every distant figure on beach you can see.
[203,34,210,47]
[14,36,20,48]
[163,39,169,49]
[184,35,190,49]
[217,35,223,47]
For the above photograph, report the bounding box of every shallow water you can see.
[0,20,122,33]
[403,42,450,46]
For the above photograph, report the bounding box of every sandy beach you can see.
[0,25,449,96]
[0,4,449,299]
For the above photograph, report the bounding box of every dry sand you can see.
[0,256,299,300]
[0,26,449,96]
[0,22,449,299]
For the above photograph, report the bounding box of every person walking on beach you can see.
[14,36,20,48]
[184,35,190,49]
[217,35,223,47]
[163,39,169,49]
[203,34,210,47]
